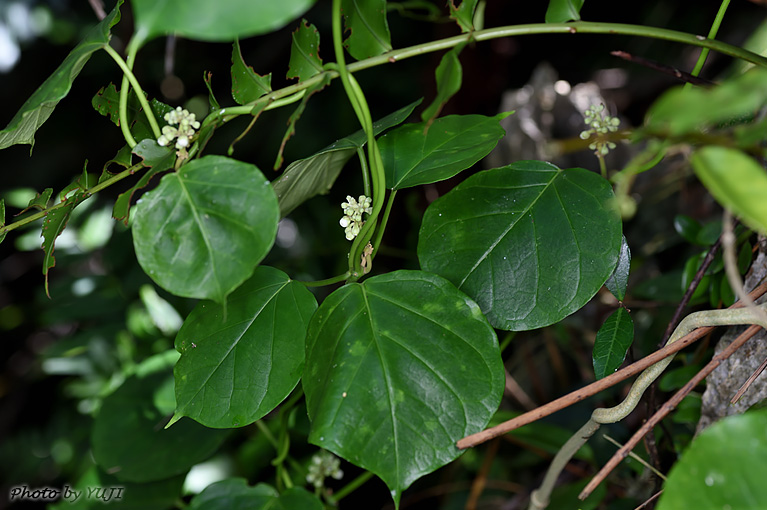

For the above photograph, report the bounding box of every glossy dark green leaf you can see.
[113,141,176,224]
[592,308,634,380]
[131,155,279,305]
[172,267,317,428]
[304,270,504,505]
[0,1,122,151]
[381,112,511,190]
[231,40,272,105]
[449,0,479,32]
[605,235,630,301]
[657,409,767,510]
[286,19,323,83]
[91,372,228,483]
[273,99,421,217]
[274,75,331,170]
[189,480,322,510]
[131,0,316,45]
[342,0,392,60]
[645,67,767,136]
[545,0,585,22]
[674,214,701,244]
[418,161,622,331]
[420,45,464,125]
[691,146,767,235]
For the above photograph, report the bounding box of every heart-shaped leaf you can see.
[172,267,317,428]
[418,161,622,331]
[0,1,122,151]
[131,155,279,305]
[91,372,228,483]
[273,99,421,217]
[342,0,392,60]
[592,307,634,380]
[304,270,504,505]
[131,0,316,46]
[380,112,511,190]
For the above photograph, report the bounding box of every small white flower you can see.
[158,107,200,150]
[339,194,372,240]
[306,450,343,489]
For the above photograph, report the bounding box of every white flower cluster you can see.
[157,107,201,150]
[306,450,343,489]
[579,104,620,156]
[339,195,372,241]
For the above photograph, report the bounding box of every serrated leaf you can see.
[274,75,330,170]
[286,19,323,83]
[545,0,585,23]
[605,235,630,301]
[131,0,316,46]
[304,270,504,505]
[189,480,322,510]
[449,0,479,32]
[342,0,392,60]
[420,44,465,125]
[657,409,767,510]
[592,308,634,379]
[273,99,421,216]
[113,141,175,224]
[691,146,767,235]
[645,67,767,137]
[172,267,317,428]
[0,1,122,151]
[381,112,511,190]
[91,372,228,483]
[131,155,279,305]
[24,188,53,212]
[418,161,622,331]
[231,40,272,105]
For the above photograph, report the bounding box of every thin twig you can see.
[633,490,663,510]
[731,355,767,404]
[465,439,500,510]
[610,51,715,86]
[457,282,767,449]
[505,369,538,411]
[602,434,666,480]
[579,324,764,500]
[87,0,106,20]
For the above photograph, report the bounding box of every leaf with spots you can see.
[231,40,272,105]
[418,161,622,331]
[341,0,392,60]
[380,112,512,190]
[171,266,317,429]
[303,270,504,506]
[131,155,279,305]
[287,19,323,83]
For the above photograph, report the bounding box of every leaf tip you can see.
[165,412,183,429]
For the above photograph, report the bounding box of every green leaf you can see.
[0,199,5,245]
[131,0,317,46]
[381,112,511,190]
[304,270,504,505]
[172,267,317,428]
[231,40,272,105]
[91,372,228,483]
[273,99,421,217]
[24,188,53,212]
[691,146,767,235]
[131,155,279,305]
[545,0,585,23]
[92,84,174,144]
[274,75,331,170]
[41,189,89,296]
[657,409,767,510]
[286,19,323,83]
[645,67,767,136]
[449,0,479,32]
[420,45,465,126]
[418,161,622,331]
[605,235,630,301]
[113,141,176,225]
[341,0,392,60]
[674,214,702,244]
[592,308,634,380]
[0,1,122,151]
[189,480,323,510]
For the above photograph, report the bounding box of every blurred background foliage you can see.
[1,0,766,508]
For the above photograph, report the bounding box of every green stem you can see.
[0,163,145,235]
[687,0,731,88]
[357,147,372,197]
[331,471,375,503]
[371,189,397,258]
[104,43,161,144]
[297,272,351,287]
